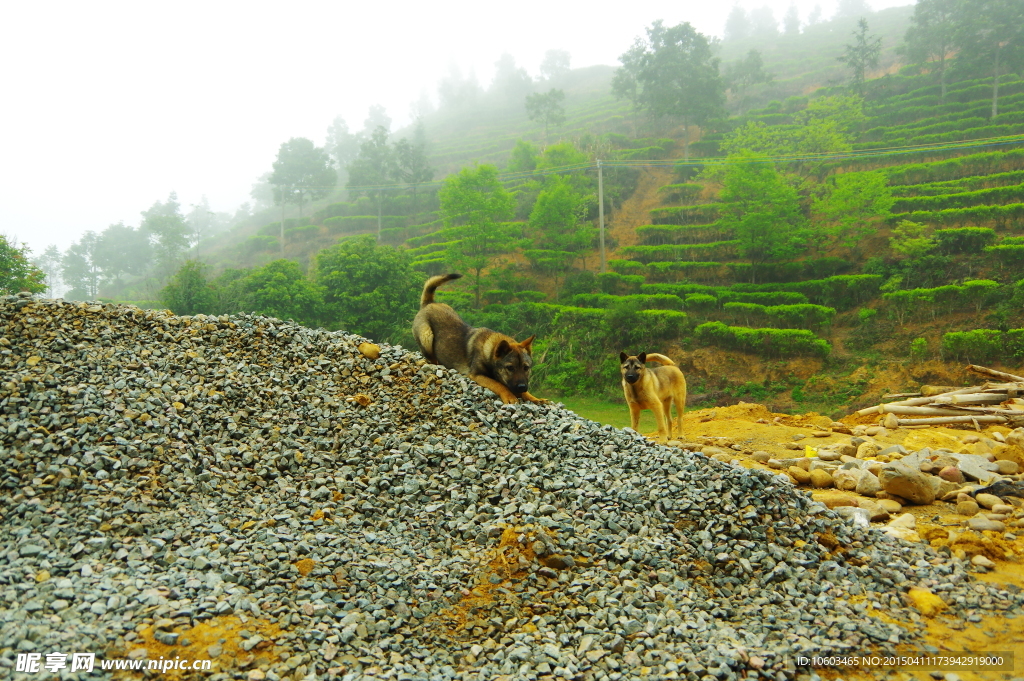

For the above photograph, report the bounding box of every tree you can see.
[724,50,773,115]
[325,116,363,179]
[142,193,192,276]
[437,65,482,110]
[361,105,392,136]
[315,235,420,342]
[61,231,101,299]
[526,176,592,292]
[525,89,566,144]
[94,223,151,285]
[902,0,959,100]
[719,158,806,283]
[783,4,801,35]
[954,0,1024,118]
[838,18,882,93]
[438,165,517,307]
[269,137,337,221]
[635,21,726,160]
[724,5,751,42]
[507,140,539,173]
[491,53,533,104]
[0,235,46,295]
[241,259,324,326]
[393,134,434,220]
[749,6,779,41]
[812,171,894,253]
[161,260,216,315]
[540,50,571,80]
[346,126,394,239]
[836,0,872,18]
[32,244,63,297]
[611,38,647,137]
[889,220,935,260]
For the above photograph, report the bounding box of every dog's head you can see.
[495,336,536,396]
[619,351,647,384]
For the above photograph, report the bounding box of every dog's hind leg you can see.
[417,326,437,363]
[661,397,676,440]
[651,402,670,443]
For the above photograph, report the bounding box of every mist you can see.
[1,0,910,257]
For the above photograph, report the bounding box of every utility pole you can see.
[597,159,607,273]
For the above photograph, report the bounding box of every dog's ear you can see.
[519,335,535,352]
[638,352,647,363]
[495,339,512,359]
[619,351,628,363]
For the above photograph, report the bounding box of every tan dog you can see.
[413,273,546,404]
[619,351,687,442]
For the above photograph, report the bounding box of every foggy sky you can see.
[1,0,911,256]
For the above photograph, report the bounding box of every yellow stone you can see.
[906,587,947,617]
[173,402,184,410]
[35,570,50,583]
[358,342,380,360]
[26,356,41,366]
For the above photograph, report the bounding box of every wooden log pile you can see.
[856,364,1024,429]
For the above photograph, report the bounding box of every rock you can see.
[991,503,1014,514]
[935,466,963,484]
[857,500,890,522]
[968,517,1005,533]
[975,493,1003,509]
[883,413,899,430]
[855,470,881,497]
[817,449,843,462]
[877,491,909,505]
[751,451,771,463]
[878,444,908,457]
[906,588,947,617]
[956,500,980,516]
[877,499,903,513]
[813,491,858,508]
[834,506,871,527]
[788,466,811,484]
[809,469,834,488]
[357,342,380,359]
[995,459,1019,475]
[889,513,916,529]
[971,554,996,569]
[833,468,863,491]
[879,464,936,505]
[865,426,887,437]
[856,442,880,459]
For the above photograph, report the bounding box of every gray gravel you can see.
[1,294,1022,681]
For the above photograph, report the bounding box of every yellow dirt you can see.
[630,403,1024,679]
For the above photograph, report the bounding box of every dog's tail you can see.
[420,273,463,307]
[645,353,676,366]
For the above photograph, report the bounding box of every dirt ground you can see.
[654,402,1024,681]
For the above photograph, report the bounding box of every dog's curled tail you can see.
[420,273,463,307]
[645,353,676,366]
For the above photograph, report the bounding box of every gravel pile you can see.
[1,294,1022,681]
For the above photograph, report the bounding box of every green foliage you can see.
[933,226,996,253]
[241,260,324,326]
[438,164,517,306]
[270,138,337,212]
[723,302,836,330]
[684,293,717,310]
[160,261,216,315]
[142,193,192,277]
[812,171,894,250]
[721,95,866,157]
[910,337,929,361]
[525,89,567,141]
[724,49,773,114]
[694,321,831,358]
[941,329,1007,363]
[507,140,539,173]
[838,19,882,93]
[882,278,1002,324]
[719,157,807,281]
[858,307,878,324]
[597,272,644,295]
[315,235,420,343]
[0,235,45,295]
[889,220,935,259]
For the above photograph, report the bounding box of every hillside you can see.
[53,3,1024,415]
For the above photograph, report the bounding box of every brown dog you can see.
[413,273,546,404]
[620,351,687,442]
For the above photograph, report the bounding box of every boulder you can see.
[878,464,936,505]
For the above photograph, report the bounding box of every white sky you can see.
[1,0,911,256]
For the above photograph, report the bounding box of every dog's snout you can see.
[625,373,640,384]
[513,382,528,394]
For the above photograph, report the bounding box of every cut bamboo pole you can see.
[967,364,1024,383]
[933,393,1007,404]
[895,415,1009,426]
[880,405,975,416]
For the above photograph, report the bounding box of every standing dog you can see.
[413,273,546,404]
[619,352,687,442]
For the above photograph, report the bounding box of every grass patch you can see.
[555,395,663,434]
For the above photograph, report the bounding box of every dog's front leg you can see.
[470,374,519,404]
[518,391,549,404]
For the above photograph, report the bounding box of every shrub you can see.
[694,321,831,358]
[933,227,997,254]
